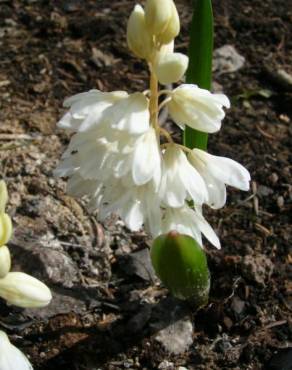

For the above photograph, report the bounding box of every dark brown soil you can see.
[0,0,291,369]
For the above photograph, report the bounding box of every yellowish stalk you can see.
[149,69,159,131]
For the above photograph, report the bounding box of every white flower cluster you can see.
[55,0,250,249]
[0,180,52,369]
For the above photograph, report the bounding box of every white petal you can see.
[123,200,144,231]
[203,171,227,209]
[109,93,150,134]
[193,209,221,249]
[132,127,161,186]
[194,149,251,191]
[178,151,208,205]
[160,146,207,207]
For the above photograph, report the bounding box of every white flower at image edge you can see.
[167,84,230,133]
[188,148,251,209]
[0,331,33,370]
[161,205,221,249]
[159,145,208,207]
[0,272,52,308]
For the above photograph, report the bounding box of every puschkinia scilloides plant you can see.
[0,180,52,369]
[55,1,250,299]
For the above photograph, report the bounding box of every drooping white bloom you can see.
[167,84,230,133]
[127,4,154,60]
[0,213,13,247]
[58,89,128,132]
[97,179,162,236]
[153,52,189,85]
[0,331,33,370]
[188,148,251,209]
[161,205,221,249]
[0,272,52,308]
[0,246,11,278]
[159,145,208,207]
[59,90,150,136]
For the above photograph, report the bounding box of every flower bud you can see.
[0,213,12,247]
[154,52,188,85]
[0,180,8,214]
[127,4,154,60]
[156,0,180,45]
[0,272,52,308]
[145,0,180,44]
[151,231,210,305]
[0,246,11,278]
[0,330,33,370]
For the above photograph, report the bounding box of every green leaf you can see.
[151,231,210,306]
[183,0,214,150]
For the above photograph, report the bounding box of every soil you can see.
[0,0,291,369]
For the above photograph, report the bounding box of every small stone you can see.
[223,316,234,330]
[269,173,279,184]
[231,296,245,315]
[155,317,193,354]
[257,185,274,197]
[119,248,156,282]
[213,45,245,75]
[241,254,274,285]
[277,196,284,208]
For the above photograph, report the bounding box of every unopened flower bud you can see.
[156,0,180,44]
[154,52,188,85]
[0,272,52,308]
[0,180,8,214]
[127,4,154,60]
[0,213,12,247]
[0,330,33,370]
[0,246,11,278]
[151,231,210,305]
[145,0,180,44]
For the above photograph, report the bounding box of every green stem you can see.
[183,0,214,150]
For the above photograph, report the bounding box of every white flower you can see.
[167,84,230,133]
[58,89,128,132]
[0,331,33,370]
[97,179,162,236]
[188,148,251,209]
[161,205,221,249]
[58,90,150,136]
[0,246,11,278]
[159,145,208,207]
[127,4,154,60]
[0,272,52,308]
